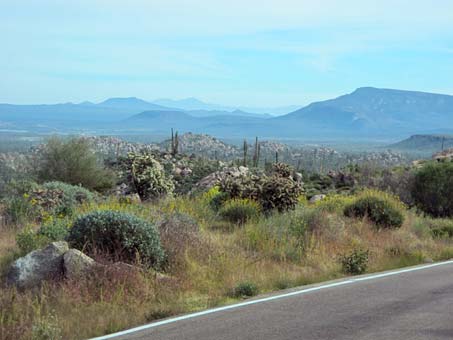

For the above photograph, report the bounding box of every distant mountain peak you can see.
[97,97,174,111]
[100,97,149,105]
[352,86,378,93]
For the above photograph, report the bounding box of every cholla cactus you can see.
[126,152,175,201]
[271,162,293,178]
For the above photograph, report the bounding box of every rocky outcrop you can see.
[433,148,453,162]
[6,241,69,289]
[193,166,249,191]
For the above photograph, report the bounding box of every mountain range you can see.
[1,87,453,140]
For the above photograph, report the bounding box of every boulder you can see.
[294,172,303,183]
[309,194,326,203]
[63,249,97,279]
[7,241,69,289]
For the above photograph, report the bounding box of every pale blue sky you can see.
[1,0,453,107]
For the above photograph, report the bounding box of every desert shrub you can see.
[209,191,230,211]
[344,190,405,229]
[340,248,369,275]
[68,210,164,269]
[5,182,94,225]
[22,181,95,222]
[37,218,71,241]
[157,213,202,270]
[231,282,259,298]
[35,137,115,192]
[122,153,174,201]
[313,194,354,213]
[412,162,453,217]
[40,182,94,215]
[219,199,261,224]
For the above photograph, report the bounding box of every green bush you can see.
[68,210,164,268]
[122,152,174,201]
[36,137,115,192]
[344,190,405,229]
[412,162,453,217]
[340,248,369,275]
[16,228,50,255]
[40,181,94,216]
[231,282,259,298]
[209,191,230,211]
[219,199,261,224]
[37,218,71,241]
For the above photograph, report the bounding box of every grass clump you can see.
[344,190,405,229]
[68,210,164,269]
[425,218,453,238]
[219,199,261,225]
[340,248,369,275]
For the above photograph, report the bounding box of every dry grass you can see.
[1,194,453,339]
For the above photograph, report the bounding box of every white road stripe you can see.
[90,259,453,340]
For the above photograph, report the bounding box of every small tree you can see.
[36,137,115,192]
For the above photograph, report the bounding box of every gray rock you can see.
[7,241,69,289]
[63,249,97,279]
[309,194,326,203]
[294,172,303,182]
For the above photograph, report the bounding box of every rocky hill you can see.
[389,134,453,154]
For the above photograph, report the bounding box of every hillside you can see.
[124,110,267,135]
[388,134,453,154]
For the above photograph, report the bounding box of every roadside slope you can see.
[93,261,453,340]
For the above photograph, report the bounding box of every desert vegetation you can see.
[0,136,452,340]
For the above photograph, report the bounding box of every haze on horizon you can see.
[1,0,453,107]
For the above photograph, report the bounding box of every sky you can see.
[1,0,453,107]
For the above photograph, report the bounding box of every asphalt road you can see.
[93,261,453,340]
